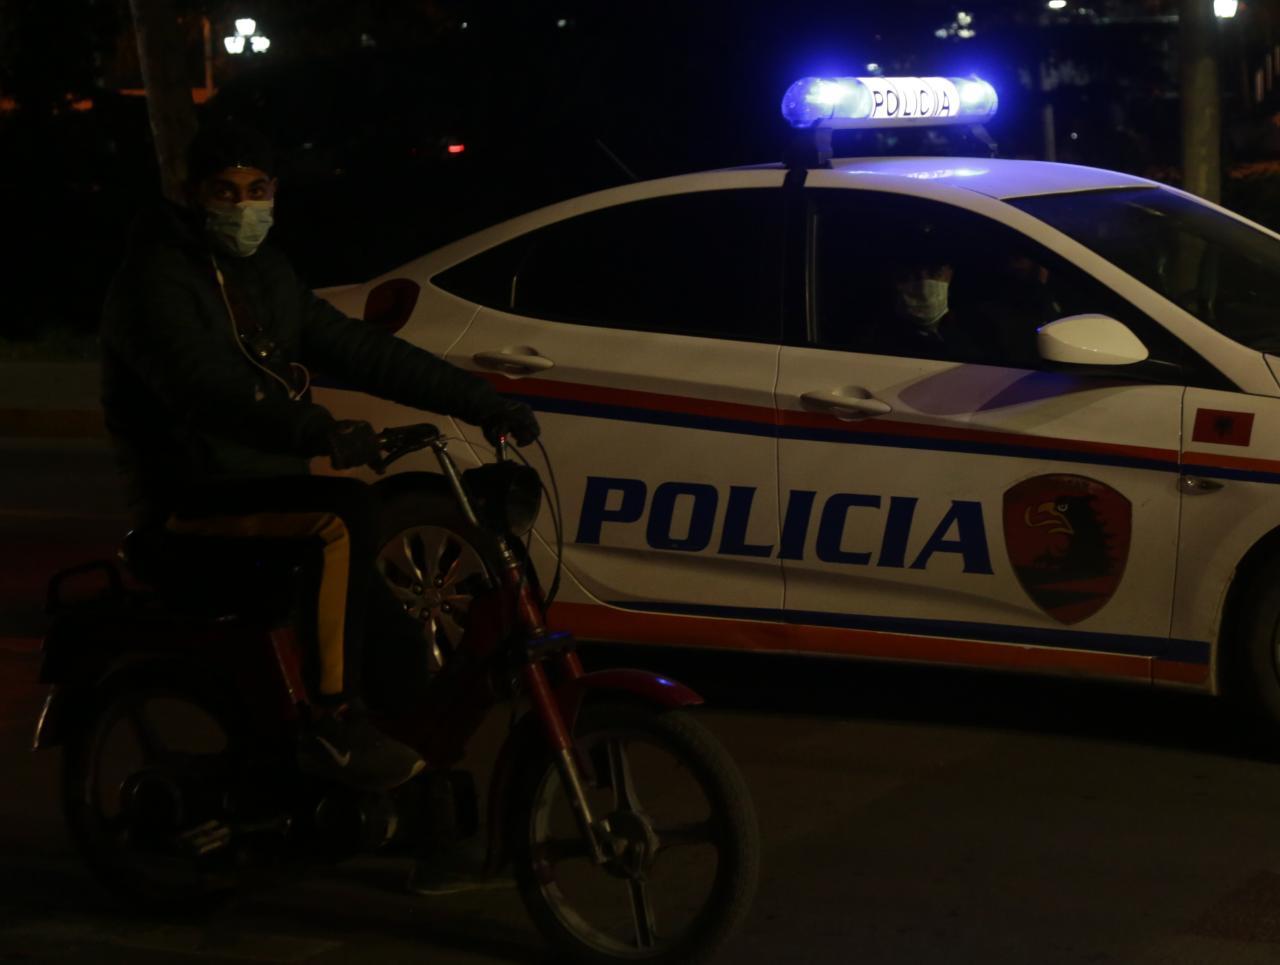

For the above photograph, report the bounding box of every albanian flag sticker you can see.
[1002,474,1132,625]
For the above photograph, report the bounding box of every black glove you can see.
[481,399,541,448]
[327,419,382,470]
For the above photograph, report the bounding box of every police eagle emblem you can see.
[1002,474,1131,625]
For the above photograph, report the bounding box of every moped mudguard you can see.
[482,668,704,873]
[556,669,703,731]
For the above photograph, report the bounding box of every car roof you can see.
[819,157,1158,199]
[409,157,1161,283]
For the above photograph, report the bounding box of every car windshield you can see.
[1009,187,1280,352]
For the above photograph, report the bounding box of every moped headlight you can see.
[461,463,542,536]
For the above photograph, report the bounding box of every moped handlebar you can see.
[371,423,441,473]
[372,422,514,474]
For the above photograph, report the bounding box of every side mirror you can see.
[1037,314,1150,366]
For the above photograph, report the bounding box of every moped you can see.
[34,425,760,964]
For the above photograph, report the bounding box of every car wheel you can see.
[374,487,500,674]
[1227,554,1280,733]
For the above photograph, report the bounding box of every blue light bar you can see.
[781,76,998,129]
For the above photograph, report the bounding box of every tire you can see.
[1229,555,1280,734]
[375,487,502,675]
[62,665,252,911]
[509,700,760,965]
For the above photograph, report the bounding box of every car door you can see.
[774,187,1188,679]
[433,184,786,642]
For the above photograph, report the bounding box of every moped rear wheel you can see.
[62,667,250,910]
[511,700,759,965]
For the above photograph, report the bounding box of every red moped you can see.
[35,425,759,964]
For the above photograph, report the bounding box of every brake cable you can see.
[510,437,565,607]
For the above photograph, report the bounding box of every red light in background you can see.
[447,143,466,154]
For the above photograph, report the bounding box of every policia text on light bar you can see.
[782,76,998,129]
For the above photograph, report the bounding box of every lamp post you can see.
[224,17,270,56]
[1181,0,1222,202]
[127,0,198,201]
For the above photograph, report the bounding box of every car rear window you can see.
[432,189,785,342]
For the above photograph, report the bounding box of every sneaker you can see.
[297,704,426,792]
[406,839,514,896]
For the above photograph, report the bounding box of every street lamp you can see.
[1214,0,1238,17]
[224,16,270,55]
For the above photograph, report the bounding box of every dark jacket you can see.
[101,200,499,521]
[869,310,989,365]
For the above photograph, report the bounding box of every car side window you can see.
[809,189,1180,372]
[433,190,784,342]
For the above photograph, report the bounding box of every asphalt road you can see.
[7,437,1280,964]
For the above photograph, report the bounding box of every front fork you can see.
[501,540,606,863]
[493,521,606,863]
[431,435,607,862]
[523,657,614,865]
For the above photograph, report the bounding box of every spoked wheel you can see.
[511,701,759,965]
[62,669,249,909]
[376,488,496,673]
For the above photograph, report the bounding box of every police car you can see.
[319,75,1280,724]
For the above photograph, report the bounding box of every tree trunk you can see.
[128,0,197,203]
[1180,0,1221,203]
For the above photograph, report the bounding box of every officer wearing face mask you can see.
[100,119,540,794]
[873,256,986,364]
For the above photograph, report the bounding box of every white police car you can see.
[320,75,1280,724]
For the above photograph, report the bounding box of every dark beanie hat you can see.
[186,118,276,184]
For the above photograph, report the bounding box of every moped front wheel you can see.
[510,700,759,965]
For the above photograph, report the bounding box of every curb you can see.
[0,409,104,439]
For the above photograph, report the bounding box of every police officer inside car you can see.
[100,119,539,793]
[873,257,986,364]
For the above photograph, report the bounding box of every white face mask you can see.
[895,278,950,327]
[205,199,274,257]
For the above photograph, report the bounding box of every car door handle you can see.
[472,350,555,375]
[1179,475,1224,495]
[800,390,893,419]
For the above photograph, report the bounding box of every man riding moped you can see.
[100,119,539,794]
